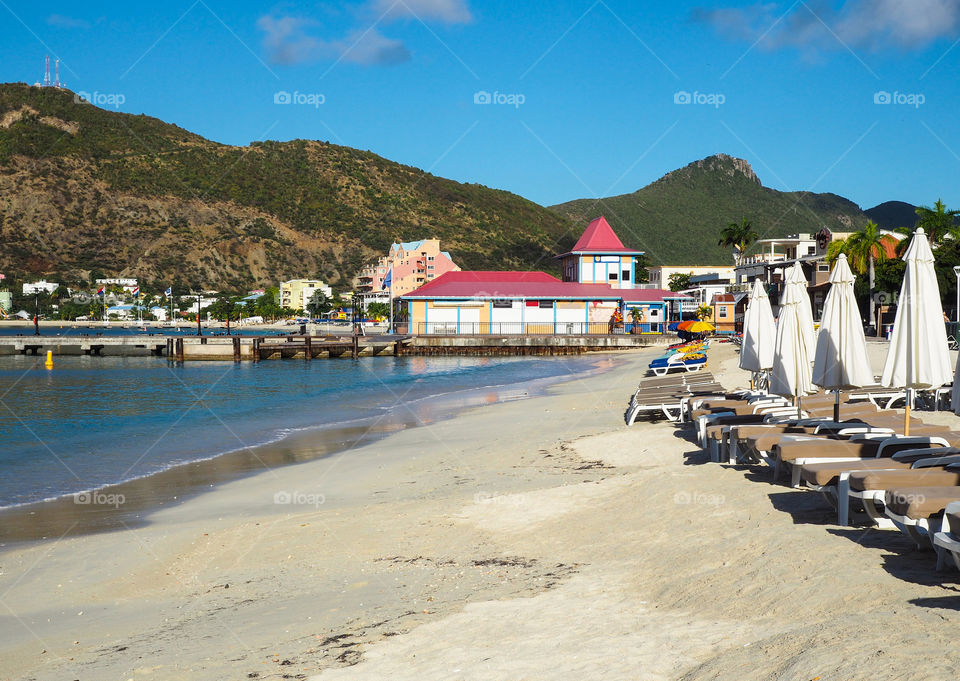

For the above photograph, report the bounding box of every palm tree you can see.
[718,218,759,266]
[915,199,959,244]
[825,237,848,265]
[844,220,889,332]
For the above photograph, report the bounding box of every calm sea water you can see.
[0,354,597,508]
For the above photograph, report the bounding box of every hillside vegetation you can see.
[550,154,870,265]
[0,83,578,290]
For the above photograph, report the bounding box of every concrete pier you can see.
[0,333,672,360]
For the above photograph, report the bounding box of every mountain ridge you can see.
[550,154,870,266]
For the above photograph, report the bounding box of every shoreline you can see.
[0,352,624,545]
[0,347,655,681]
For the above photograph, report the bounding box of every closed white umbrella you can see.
[812,254,874,421]
[787,261,817,359]
[770,272,816,414]
[739,279,776,385]
[881,228,952,435]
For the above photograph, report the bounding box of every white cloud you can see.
[694,0,960,50]
[257,15,411,66]
[335,29,411,65]
[371,0,472,24]
[47,14,91,29]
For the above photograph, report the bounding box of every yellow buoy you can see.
[45,350,54,369]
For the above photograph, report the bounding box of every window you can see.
[718,306,728,319]
[622,269,630,281]
[807,246,816,255]
[493,300,512,308]
[538,300,553,309]
[818,263,830,272]
[608,272,618,281]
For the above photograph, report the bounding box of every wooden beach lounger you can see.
[884,485,960,549]
[846,458,960,530]
[797,445,960,525]
[771,430,955,487]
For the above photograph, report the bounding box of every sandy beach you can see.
[3,342,960,680]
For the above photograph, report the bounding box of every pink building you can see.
[358,239,460,297]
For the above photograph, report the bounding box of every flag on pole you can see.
[381,268,392,291]
[132,286,140,297]
[164,287,172,296]
[96,287,104,297]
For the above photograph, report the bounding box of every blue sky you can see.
[3,0,960,211]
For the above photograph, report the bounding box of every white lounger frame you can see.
[933,501,960,570]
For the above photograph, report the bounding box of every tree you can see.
[915,198,959,245]
[718,217,759,266]
[306,290,332,317]
[825,238,847,265]
[667,272,692,292]
[366,302,390,320]
[843,220,889,330]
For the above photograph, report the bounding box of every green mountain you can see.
[864,201,918,231]
[550,154,870,266]
[0,83,577,291]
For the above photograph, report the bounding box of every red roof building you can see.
[399,217,687,335]
[555,216,644,289]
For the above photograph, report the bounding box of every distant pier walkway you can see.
[0,332,671,361]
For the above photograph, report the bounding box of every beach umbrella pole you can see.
[834,390,840,423]
[904,388,911,436]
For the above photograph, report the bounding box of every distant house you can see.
[105,304,135,319]
[708,292,748,335]
[646,266,735,290]
[22,280,59,295]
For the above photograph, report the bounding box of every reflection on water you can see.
[0,353,606,516]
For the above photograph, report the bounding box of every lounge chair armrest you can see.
[913,454,960,468]
[876,436,950,457]
[894,446,960,462]
[836,427,894,436]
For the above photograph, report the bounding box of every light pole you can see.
[34,291,39,336]
[953,265,960,331]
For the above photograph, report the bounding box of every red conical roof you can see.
[556,216,644,258]
[573,216,625,251]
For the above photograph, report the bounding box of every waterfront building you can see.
[279,279,333,311]
[557,216,644,288]
[357,239,460,298]
[401,217,689,335]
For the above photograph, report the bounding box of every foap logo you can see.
[874,91,925,108]
[474,490,526,507]
[273,91,325,108]
[74,91,126,109]
[673,90,725,108]
[673,490,725,506]
[474,90,525,108]
[74,491,125,508]
[886,491,926,506]
[273,490,326,508]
